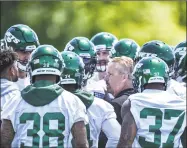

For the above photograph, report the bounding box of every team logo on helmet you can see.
[5,32,20,44]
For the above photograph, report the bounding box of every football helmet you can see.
[133,57,169,92]
[64,37,96,79]
[112,38,140,60]
[173,41,186,77]
[60,51,85,88]
[90,32,118,72]
[27,45,64,83]
[90,32,118,52]
[4,24,40,71]
[136,40,175,77]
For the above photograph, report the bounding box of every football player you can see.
[64,36,110,101]
[90,32,118,80]
[117,57,186,148]
[4,24,40,90]
[0,46,20,112]
[64,36,97,83]
[89,32,118,101]
[60,51,121,148]
[1,45,89,148]
[136,40,186,99]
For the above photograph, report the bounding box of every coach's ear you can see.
[121,73,128,84]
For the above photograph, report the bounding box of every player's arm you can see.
[102,117,121,148]
[1,119,15,148]
[117,99,137,148]
[71,121,89,148]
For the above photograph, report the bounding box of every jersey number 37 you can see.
[139,108,185,148]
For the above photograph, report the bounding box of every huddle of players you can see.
[0,24,186,148]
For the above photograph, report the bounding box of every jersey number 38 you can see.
[20,112,65,148]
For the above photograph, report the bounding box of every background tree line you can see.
[1,1,186,51]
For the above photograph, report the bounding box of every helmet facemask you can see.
[81,56,96,80]
[95,48,112,72]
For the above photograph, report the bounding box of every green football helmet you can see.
[173,41,186,77]
[112,38,140,60]
[90,32,118,72]
[90,32,118,52]
[64,37,96,78]
[4,24,40,72]
[176,54,186,83]
[4,24,40,52]
[136,40,175,77]
[27,45,64,83]
[133,57,169,92]
[60,51,85,88]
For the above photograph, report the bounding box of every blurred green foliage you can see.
[1,1,186,51]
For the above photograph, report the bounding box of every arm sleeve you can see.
[102,118,121,148]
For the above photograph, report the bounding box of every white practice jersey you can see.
[0,78,21,112]
[128,89,186,148]
[1,90,88,148]
[85,78,114,101]
[85,79,107,99]
[167,79,186,100]
[87,97,120,147]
